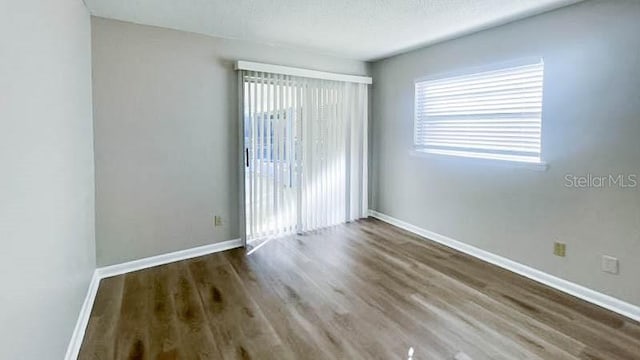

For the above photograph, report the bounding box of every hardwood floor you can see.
[78,219,640,359]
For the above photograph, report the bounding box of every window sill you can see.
[409,149,549,171]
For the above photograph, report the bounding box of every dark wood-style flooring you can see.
[78,219,640,359]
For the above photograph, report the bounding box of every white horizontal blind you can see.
[414,60,544,163]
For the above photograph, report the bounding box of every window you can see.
[414,59,544,164]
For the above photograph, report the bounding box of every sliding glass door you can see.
[243,73,298,244]
[240,70,368,246]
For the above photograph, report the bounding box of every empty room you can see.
[2,0,640,359]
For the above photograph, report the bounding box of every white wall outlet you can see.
[601,255,619,274]
[214,215,222,227]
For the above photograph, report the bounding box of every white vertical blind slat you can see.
[318,83,324,229]
[255,72,262,236]
[303,78,311,231]
[333,82,341,224]
[310,81,318,230]
[328,82,335,225]
[338,83,346,222]
[285,75,292,233]
[247,72,254,237]
[360,85,369,216]
[273,73,281,235]
[295,79,303,233]
[267,72,274,235]
[261,72,268,236]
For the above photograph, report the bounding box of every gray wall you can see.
[0,0,95,359]
[92,17,369,266]
[371,0,640,306]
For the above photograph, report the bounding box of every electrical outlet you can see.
[553,242,566,257]
[214,215,222,227]
[601,255,619,274]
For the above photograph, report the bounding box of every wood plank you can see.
[114,270,152,360]
[147,263,185,360]
[187,253,289,360]
[170,261,222,359]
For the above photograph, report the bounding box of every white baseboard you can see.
[96,238,243,279]
[64,238,243,359]
[64,271,101,360]
[368,210,640,322]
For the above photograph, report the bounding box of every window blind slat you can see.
[421,63,543,87]
[423,73,543,94]
[419,87,543,103]
[423,135,540,142]
[423,148,541,163]
[420,80,543,98]
[420,118,540,124]
[420,93,542,105]
[415,60,544,163]
[415,121,542,128]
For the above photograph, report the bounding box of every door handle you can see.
[245,148,249,167]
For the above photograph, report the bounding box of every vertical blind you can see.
[243,72,298,240]
[414,60,544,163]
[242,71,368,241]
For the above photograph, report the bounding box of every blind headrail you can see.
[235,60,372,84]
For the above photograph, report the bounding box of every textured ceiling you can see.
[85,0,582,61]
